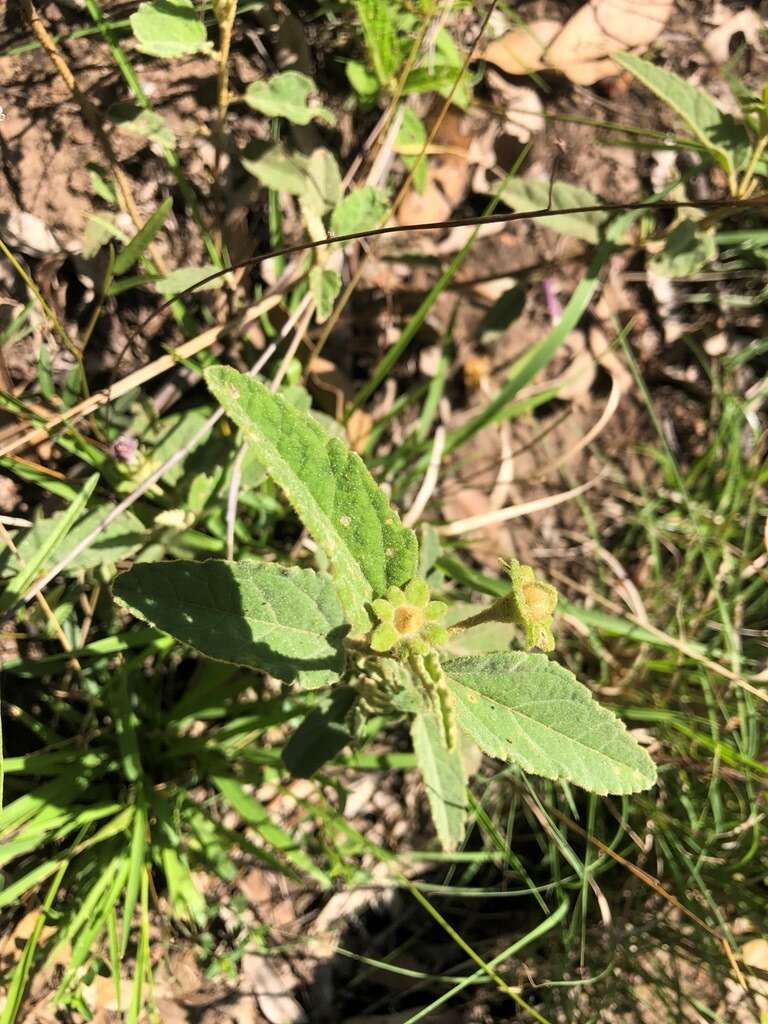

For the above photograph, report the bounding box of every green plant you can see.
[112,366,657,852]
[346,0,472,109]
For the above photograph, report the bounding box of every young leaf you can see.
[411,711,467,851]
[331,186,390,238]
[113,560,348,687]
[244,71,335,126]
[346,59,380,101]
[500,179,608,244]
[282,687,356,778]
[129,0,212,58]
[309,267,342,323]
[354,0,403,84]
[613,52,749,176]
[445,653,657,795]
[204,366,418,634]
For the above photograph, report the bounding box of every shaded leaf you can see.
[500,179,608,243]
[411,711,467,851]
[5,504,146,577]
[108,103,175,148]
[0,475,99,610]
[397,107,427,193]
[154,265,218,295]
[650,218,716,277]
[282,688,356,778]
[244,71,334,126]
[204,366,418,634]
[446,652,657,794]
[309,267,342,322]
[240,142,309,195]
[113,559,348,687]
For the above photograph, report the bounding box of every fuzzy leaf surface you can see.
[446,653,656,794]
[330,186,389,238]
[309,267,342,322]
[205,366,418,633]
[500,179,607,243]
[411,711,467,851]
[113,559,347,687]
[244,72,334,125]
[129,0,211,58]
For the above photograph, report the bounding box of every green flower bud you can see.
[502,560,557,652]
[368,578,448,654]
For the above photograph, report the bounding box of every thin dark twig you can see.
[124,194,767,346]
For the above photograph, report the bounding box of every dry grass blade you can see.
[438,475,601,537]
[0,297,282,459]
[17,342,278,609]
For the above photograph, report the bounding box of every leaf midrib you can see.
[452,680,648,778]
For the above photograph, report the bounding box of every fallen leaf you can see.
[482,1,673,85]
[241,954,306,1024]
[346,408,373,453]
[553,57,619,86]
[486,71,543,142]
[481,19,560,76]
[704,7,764,65]
[1,209,61,257]
[743,938,768,972]
[396,110,471,225]
[547,0,673,68]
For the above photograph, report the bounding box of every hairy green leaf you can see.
[204,366,418,634]
[446,653,657,795]
[500,179,608,243]
[244,71,335,126]
[240,142,309,195]
[411,711,467,851]
[649,218,716,277]
[614,53,749,175]
[309,267,342,322]
[113,559,348,687]
[354,0,403,84]
[331,186,389,238]
[154,265,218,295]
[129,0,212,58]
[302,148,342,217]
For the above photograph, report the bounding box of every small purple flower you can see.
[112,434,139,465]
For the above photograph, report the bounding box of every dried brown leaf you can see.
[481,20,560,76]
[704,8,764,65]
[547,0,673,68]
